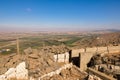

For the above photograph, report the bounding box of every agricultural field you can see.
[0,32,120,55]
[0,33,95,54]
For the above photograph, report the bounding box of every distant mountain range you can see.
[92,29,120,33]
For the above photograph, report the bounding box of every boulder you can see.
[5,68,16,79]
[16,62,28,79]
[0,75,6,80]
[0,62,28,80]
[29,53,39,59]
[16,69,28,80]
[24,47,32,54]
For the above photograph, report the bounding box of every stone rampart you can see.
[72,46,120,57]
[108,46,120,53]
[80,52,94,71]
[71,48,85,57]
[86,47,97,53]
[72,45,120,71]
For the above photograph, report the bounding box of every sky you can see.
[0,0,120,32]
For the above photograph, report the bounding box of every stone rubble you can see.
[40,45,70,54]
[88,75,102,80]
[28,63,87,80]
[0,62,28,80]
[0,46,104,80]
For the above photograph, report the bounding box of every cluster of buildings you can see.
[0,49,11,53]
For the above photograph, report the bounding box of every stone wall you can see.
[79,52,95,71]
[0,62,74,80]
[71,48,85,57]
[87,68,116,80]
[54,52,69,63]
[86,47,97,53]
[108,46,120,53]
[72,45,120,57]
[30,63,88,80]
[72,45,120,71]
[30,63,73,80]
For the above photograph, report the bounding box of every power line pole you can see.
[43,41,45,47]
[16,37,20,55]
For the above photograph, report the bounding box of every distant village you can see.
[0,49,11,53]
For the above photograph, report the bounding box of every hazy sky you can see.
[0,0,120,32]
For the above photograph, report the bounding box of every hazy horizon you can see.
[0,0,120,32]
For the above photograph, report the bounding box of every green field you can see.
[0,34,98,54]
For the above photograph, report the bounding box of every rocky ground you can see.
[0,46,88,80]
[1,45,111,80]
[46,66,87,80]
[39,44,70,54]
[0,53,22,74]
[0,47,61,78]
[88,52,120,79]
